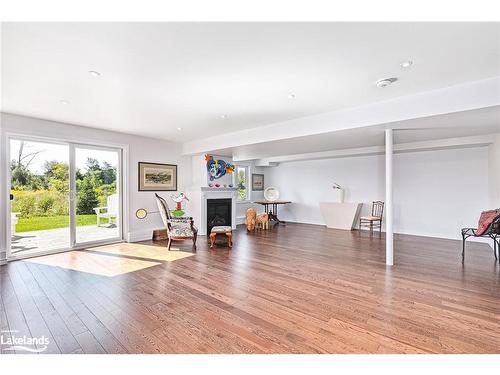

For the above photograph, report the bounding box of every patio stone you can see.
[11,225,119,257]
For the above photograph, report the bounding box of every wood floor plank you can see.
[1,223,499,353]
[73,330,106,354]
[0,279,12,355]
[7,262,61,353]
[27,262,127,354]
[47,265,168,354]
[22,262,89,337]
[0,271,35,354]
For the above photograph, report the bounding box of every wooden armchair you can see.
[461,209,500,263]
[155,193,197,251]
[359,201,384,236]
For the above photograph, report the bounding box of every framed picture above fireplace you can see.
[138,162,177,191]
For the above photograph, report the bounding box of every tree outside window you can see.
[236,166,248,200]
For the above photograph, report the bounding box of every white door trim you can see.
[4,132,129,261]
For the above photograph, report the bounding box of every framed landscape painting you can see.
[138,162,177,191]
[252,173,264,191]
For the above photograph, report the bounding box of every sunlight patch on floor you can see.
[24,249,161,277]
[87,243,195,262]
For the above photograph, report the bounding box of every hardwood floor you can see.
[1,223,499,354]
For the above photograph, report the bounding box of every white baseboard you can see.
[236,216,245,225]
[127,230,153,243]
[278,219,498,247]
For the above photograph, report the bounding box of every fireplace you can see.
[207,198,232,233]
[186,186,237,236]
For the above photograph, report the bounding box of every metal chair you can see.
[461,210,500,263]
[359,201,384,236]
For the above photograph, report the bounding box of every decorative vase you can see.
[335,188,345,203]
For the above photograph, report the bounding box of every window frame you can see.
[234,165,250,202]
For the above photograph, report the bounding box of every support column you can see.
[385,128,394,266]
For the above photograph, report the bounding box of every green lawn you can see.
[15,214,101,232]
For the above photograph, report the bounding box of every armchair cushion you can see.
[211,225,232,233]
[169,217,194,223]
[170,224,196,237]
[476,210,500,236]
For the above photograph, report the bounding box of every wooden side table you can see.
[210,226,233,248]
[252,200,291,225]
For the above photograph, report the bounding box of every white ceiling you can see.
[216,106,500,161]
[2,22,500,143]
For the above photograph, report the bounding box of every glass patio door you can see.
[9,138,71,257]
[8,137,123,258]
[73,145,122,246]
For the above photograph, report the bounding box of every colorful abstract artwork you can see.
[205,154,235,181]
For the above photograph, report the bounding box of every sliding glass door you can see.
[9,139,71,256]
[74,145,121,245]
[8,136,123,258]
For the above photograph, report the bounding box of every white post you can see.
[385,128,394,266]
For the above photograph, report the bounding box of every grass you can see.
[15,214,103,232]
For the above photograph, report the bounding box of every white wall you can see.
[0,113,192,261]
[265,147,490,240]
[488,134,500,208]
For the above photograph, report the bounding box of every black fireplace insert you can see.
[207,198,232,233]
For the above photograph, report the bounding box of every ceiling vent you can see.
[376,77,398,88]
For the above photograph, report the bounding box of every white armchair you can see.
[93,194,118,227]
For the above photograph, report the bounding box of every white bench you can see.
[93,194,118,227]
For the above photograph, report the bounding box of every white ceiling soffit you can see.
[223,106,500,162]
[184,77,500,156]
[252,134,495,166]
[2,22,500,144]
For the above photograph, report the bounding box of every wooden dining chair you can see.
[359,201,384,236]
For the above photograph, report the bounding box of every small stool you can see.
[210,226,232,248]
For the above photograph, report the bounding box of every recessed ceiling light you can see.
[88,70,101,77]
[177,127,182,131]
[60,99,69,105]
[220,114,228,119]
[375,77,398,88]
[288,94,296,99]
[400,60,413,69]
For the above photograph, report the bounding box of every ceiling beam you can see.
[253,134,494,166]
[182,76,500,155]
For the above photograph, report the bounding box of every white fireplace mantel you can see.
[186,186,238,236]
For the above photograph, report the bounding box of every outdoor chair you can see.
[93,193,118,227]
